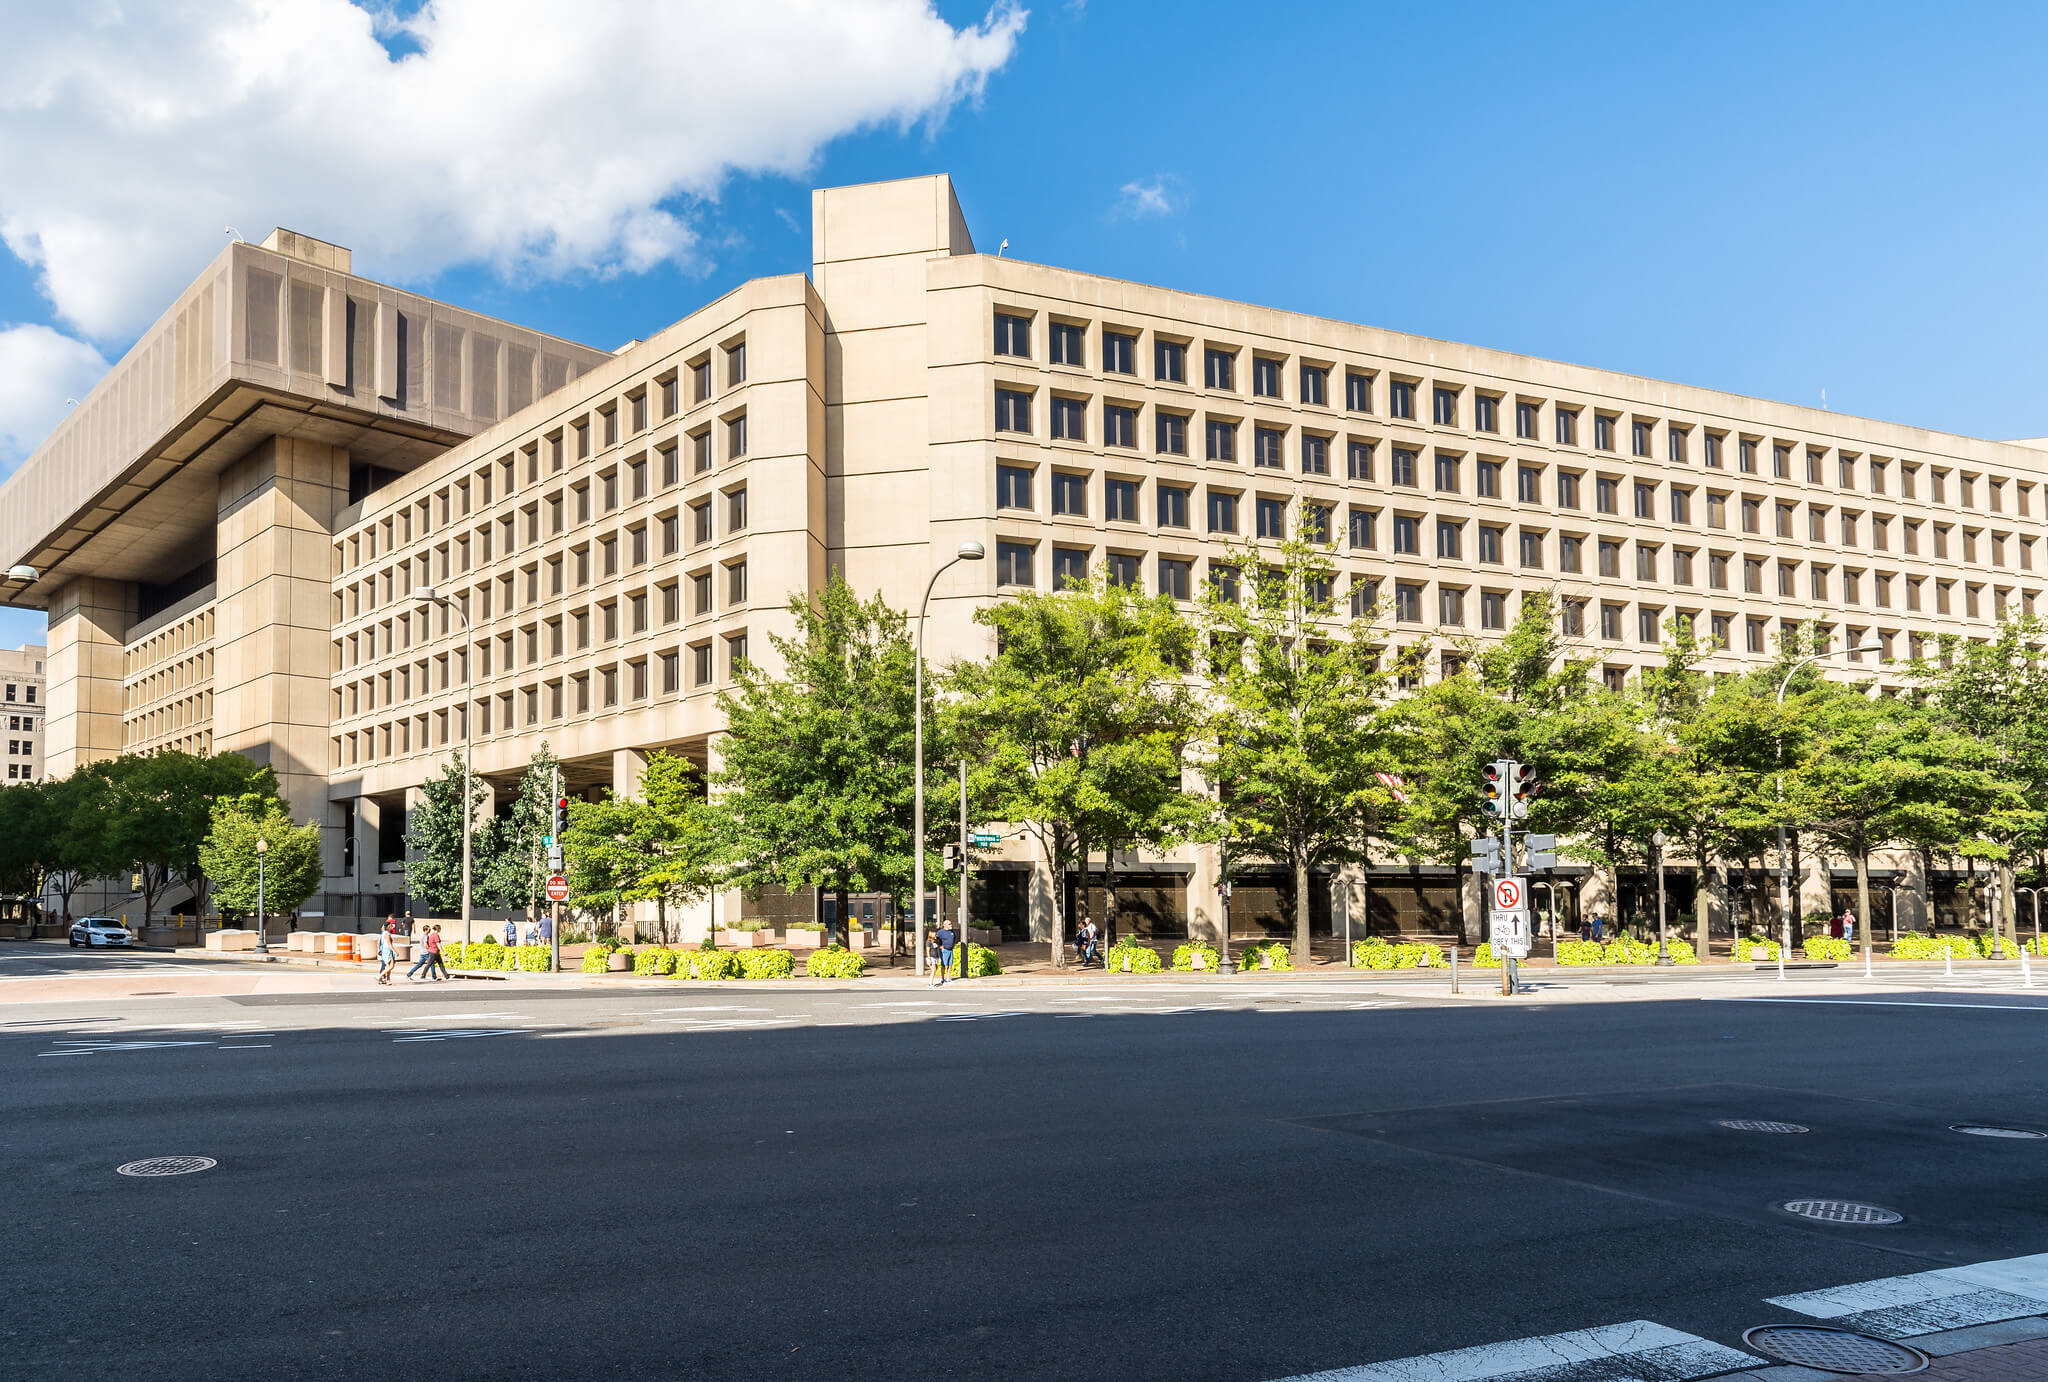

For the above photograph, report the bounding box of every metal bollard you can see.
[1450,943,1459,995]
[1945,944,1953,979]
[2024,945,2033,989]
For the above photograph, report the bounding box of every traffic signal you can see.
[942,843,964,872]
[1508,763,1540,819]
[554,796,570,837]
[1481,760,1509,818]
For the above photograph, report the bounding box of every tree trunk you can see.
[1292,859,1311,968]
[1104,845,1121,947]
[1048,828,1068,970]
[1695,856,1712,960]
[834,884,850,960]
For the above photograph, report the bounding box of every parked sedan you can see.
[68,917,132,948]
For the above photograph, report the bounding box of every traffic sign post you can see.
[545,874,569,904]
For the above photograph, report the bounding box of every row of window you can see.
[333,634,752,768]
[990,311,2034,506]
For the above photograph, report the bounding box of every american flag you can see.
[1375,771,1408,804]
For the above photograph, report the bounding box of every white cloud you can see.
[0,0,1028,341]
[0,323,109,475]
[1113,176,1183,220]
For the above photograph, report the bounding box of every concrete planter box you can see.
[606,952,631,972]
[782,929,825,949]
[851,929,886,950]
[968,927,1001,948]
[33,923,70,939]
[205,929,258,952]
[143,926,196,948]
[721,931,770,948]
[2,923,35,940]
[287,932,313,953]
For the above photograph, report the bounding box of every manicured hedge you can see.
[447,940,552,972]
[736,948,794,979]
[681,948,739,980]
[1237,940,1293,971]
[580,944,626,974]
[1481,936,1697,967]
[1351,938,1447,969]
[805,946,866,979]
[1734,937,1781,962]
[634,946,679,976]
[1170,940,1222,971]
[1102,937,1162,974]
[1891,931,2027,959]
[947,942,1003,977]
[1802,937,1851,961]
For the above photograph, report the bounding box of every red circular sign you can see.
[545,874,569,902]
[1494,878,1523,910]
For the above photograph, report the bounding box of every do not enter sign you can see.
[545,874,569,903]
[1492,877,1526,913]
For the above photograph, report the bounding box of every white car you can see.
[68,917,132,948]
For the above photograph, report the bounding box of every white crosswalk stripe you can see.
[1766,1252,2048,1339]
[1263,1320,1756,1381]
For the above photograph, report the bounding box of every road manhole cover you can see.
[1717,1119,1810,1133]
[1952,1124,2047,1139]
[1778,1198,1903,1225]
[1743,1325,1928,1373]
[116,1156,216,1178]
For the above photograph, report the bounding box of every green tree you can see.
[711,575,929,947]
[1200,538,1402,966]
[199,792,323,918]
[948,572,1204,966]
[1790,686,2012,964]
[403,752,491,916]
[477,744,562,919]
[96,751,280,925]
[563,751,718,943]
[41,771,122,922]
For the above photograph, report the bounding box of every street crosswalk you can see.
[1264,1252,2048,1381]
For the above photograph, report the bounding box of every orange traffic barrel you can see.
[334,933,356,961]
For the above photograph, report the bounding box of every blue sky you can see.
[2,0,2044,651]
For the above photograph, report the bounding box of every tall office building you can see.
[3,176,2039,937]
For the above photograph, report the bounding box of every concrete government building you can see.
[4,175,2041,941]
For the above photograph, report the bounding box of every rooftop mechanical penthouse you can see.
[6,174,2044,937]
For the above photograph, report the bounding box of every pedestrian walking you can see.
[1829,911,1844,940]
[1590,908,1605,943]
[1076,917,1100,967]
[376,922,398,985]
[426,924,449,981]
[504,918,518,947]
[933,918,959,986]
[403,915,433,980]
[1842,908,1857,944]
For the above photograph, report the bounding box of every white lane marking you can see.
[1264,1319,1755,1381]
[39,1040,215,1056]
[218,1044,272,1050]
[932,1011,1030,1022]
[657,1006,771,1013]
[1766,1252,2048,1339]
[1709,997,2048,1013]
[656,1018,796,1031]
[388,1028,531,1043]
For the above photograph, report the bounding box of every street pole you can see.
[958,759,970,980]
[1500,790,1513,997]
[1652,830,1672,966]
[912,542,984,978]
[550,764,562,974]
[255,837,268,954]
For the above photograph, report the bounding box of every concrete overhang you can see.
[0,235,611,608]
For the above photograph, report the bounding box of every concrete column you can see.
[213,437,349,825]
[1026,827,1055,944]
[1335,861,1367,947]
[1799,850,1831,921]
[1902,850,1929,932]
[1459,869,1482,946]
[1188,840,1223,946]
[45,576,136,778]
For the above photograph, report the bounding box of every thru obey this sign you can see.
[545,874,570,903]
[1491,876,1528,914]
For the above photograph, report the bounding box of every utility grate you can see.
[1743,1324,1928,1373]
[1779,1198,1903,1225]
[116,1156,217,1178]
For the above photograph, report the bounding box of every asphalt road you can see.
[5,963,2048,1380]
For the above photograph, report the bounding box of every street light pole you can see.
[1774,637,1883,976]
[417,587,474,949]
[255,837,269,953]
[913,542,985,977]
[1652,830,1671,966]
